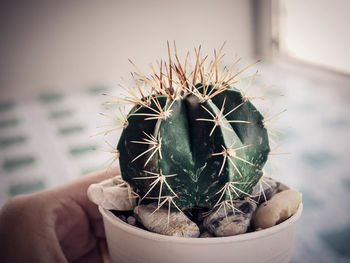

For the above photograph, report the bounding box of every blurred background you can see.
[0,0,350,262]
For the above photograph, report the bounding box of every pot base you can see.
[99,203,302,263]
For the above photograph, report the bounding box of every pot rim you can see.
[99,202,303,244]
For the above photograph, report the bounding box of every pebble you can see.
[251,177,280,204]
[252,189,302,229]
[87,176,138,210]
[134,203,200,237]
[127,216,137,226]
[203,200,257,237]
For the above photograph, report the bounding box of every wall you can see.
[0,0,255,96]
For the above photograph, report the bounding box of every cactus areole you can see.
[115,43,270,212]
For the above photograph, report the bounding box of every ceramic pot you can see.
[99,202,302,263]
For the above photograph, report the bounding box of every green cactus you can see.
[112,43,270,212]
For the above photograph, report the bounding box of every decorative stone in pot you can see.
[99,202,302,263]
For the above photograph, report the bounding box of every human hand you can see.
[0,169,118,263]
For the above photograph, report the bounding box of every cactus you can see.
[107,43,270,213]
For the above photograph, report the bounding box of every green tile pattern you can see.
[0,136,27,149]
[39,92,63,103]
[301,151,339,167]
[87,85,110,95]
[9,179,45,196]
[342,178,350,192]
[320,225,350,257]
[58,125,84,136]
[0,119,20,129]
[299,190,322,210]
[69,145,97,156]
[49,109,74,119]
[80,166,102,175]
[2,156,36,172]
[0,101,15,112]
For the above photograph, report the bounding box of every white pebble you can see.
[87,176,138,211]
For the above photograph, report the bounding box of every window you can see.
[273,0,350,75]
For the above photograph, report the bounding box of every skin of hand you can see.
[0,168,119,263]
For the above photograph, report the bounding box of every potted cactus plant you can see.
[88,43,302,263]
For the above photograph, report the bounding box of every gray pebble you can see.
[118,215,127,222]
[127,216,137,226]
[251,177,280,204]
[203,200,257,237]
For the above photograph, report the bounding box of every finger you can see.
[0,195,67,263]
[91,219,106,239]
[48,168,121,220]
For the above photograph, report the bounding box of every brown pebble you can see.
[252,189,302,229]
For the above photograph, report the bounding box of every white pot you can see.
[99,203,303,263]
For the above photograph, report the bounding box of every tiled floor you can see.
[0,63,349,262]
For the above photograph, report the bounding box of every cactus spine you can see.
[109,43,270,213]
